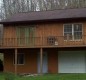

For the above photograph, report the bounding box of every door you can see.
[58,51,85,73]
[38,52,48,73]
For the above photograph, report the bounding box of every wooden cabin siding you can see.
[48,49,58,73]
[4,26,16,38]
[4,49,38,73]
[4,49,58,73]
[36,23,63,37]
[3,26,16,46]
[2,21,86,47]
[83,22,86,44]
[4,52,14,72]
[3,23,63,39]
[3,22,86,38]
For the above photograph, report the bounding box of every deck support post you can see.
[40,48,43,74]
[15,48,17,75]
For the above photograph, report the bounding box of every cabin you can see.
[0,8,86,74]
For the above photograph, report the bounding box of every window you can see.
[16,26,35,45]
[14,53,24,65]
[64,24,82,40]
[47,36,56,45]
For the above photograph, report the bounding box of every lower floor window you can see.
[14,53,24,65]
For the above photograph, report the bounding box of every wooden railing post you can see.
[40,48,43,74]
[67,34,70,41]
[15,48,17,76]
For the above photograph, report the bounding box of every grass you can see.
[1,73,86,80]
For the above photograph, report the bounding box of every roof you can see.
[1,8,86,24]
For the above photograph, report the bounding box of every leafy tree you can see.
[0,0,86,19]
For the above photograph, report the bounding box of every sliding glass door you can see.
[16,26,35,46]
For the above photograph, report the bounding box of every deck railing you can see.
[0,36,86,48]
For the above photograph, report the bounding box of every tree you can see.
[1,0,86,19]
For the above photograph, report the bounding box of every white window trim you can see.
[63,23,83,41]
[72,24,74,40]
[13,53,25,65]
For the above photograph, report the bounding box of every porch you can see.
[0,35,86,48]
[2,47,86,74]
[3,48,58,74]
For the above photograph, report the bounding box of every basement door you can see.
[38,52,48,73]
[58,51,86,73]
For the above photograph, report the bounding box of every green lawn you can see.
[1,73,86,80]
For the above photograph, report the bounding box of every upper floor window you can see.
[64,23,82,40]
[16,25,35,45]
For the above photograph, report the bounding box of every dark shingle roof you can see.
[1,8,86,24]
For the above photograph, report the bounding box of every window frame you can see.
[63,23,83,41]
[13,53,25,65]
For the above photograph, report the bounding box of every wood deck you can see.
[0,36,86,48]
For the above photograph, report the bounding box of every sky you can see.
[0,0,3,7]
